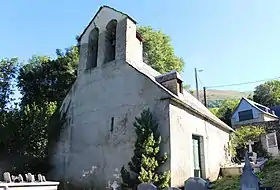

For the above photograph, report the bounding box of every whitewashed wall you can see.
[169,103,230,187]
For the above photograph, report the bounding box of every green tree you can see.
[0,106,20,154]
[183,84,195,95]
[137,26,184,74]
[11,102,57,173]
[229,126,266,157]
[209,99,239,126]
[18,47,78,107]
[0,46,78,173]
[0,58,19,110]
[121,109,170,189]
[247,94,253,100]
[0,58,20,154]
[209,107,219,116]
[253,80,280,107]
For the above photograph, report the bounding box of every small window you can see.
[238,110,253,121]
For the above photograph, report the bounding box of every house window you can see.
[238,109,253,121]
[104,19,117,63]
[87,27,99,69]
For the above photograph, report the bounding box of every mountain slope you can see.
[198,89,252,108]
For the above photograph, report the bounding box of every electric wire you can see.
[205,76,280,89]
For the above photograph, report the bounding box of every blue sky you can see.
[1,0,280,92]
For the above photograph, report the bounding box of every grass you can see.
[212,159,280,190]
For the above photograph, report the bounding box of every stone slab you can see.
[0,181,59,190]
[221,159,268,177]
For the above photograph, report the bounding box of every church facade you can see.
[51,6,233,188]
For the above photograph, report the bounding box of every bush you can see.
[229,126,266,159]
[121,109,170,189]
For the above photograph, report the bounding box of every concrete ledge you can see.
[221,159,268,177]
[0,181,59,189]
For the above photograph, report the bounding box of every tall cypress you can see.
[121,109,170,189]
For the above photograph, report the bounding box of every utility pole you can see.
[203,87,207,107]
[195,68,199,100]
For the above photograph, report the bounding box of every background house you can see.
[231,97,279,129]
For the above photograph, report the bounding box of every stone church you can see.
[51,5,233,188]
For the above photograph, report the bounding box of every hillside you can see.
[198,89,253,108]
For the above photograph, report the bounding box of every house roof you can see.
[77,5,137,42]
[126,61,234,132]
[233,97,279,119]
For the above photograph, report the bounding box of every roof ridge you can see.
[243,97,278,118]
[77,5,137,42]
[125,60,233,132]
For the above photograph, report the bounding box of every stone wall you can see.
[169,102,230,187]
[51,59,172,188]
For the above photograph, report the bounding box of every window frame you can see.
[238,109,254,121]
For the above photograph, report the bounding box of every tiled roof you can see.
[242,98,279,118]
[128,61,234,132]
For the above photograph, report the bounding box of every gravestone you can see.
[11,175,16,182]
[11,174,23,182]
[18,174,24,182]
[3,172,11,183]
[111,181,119,190]
[42,175,46,182]
[184,177,209,190]
[248,140,254,153]
[266,132,278,156]
[248,140,257,163]
[137,183,157,190]
[0,172,59,189]
[267,133,277,147]
[240,151,260,190]
[38,174,43,182]
[27,173,35,182]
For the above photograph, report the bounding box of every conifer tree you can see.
[121,109,170,189]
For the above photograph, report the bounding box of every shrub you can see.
[229,126,266,158]
[121,109,170,189]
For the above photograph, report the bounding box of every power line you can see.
[206,76,280,89]
[197,75,204,87]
